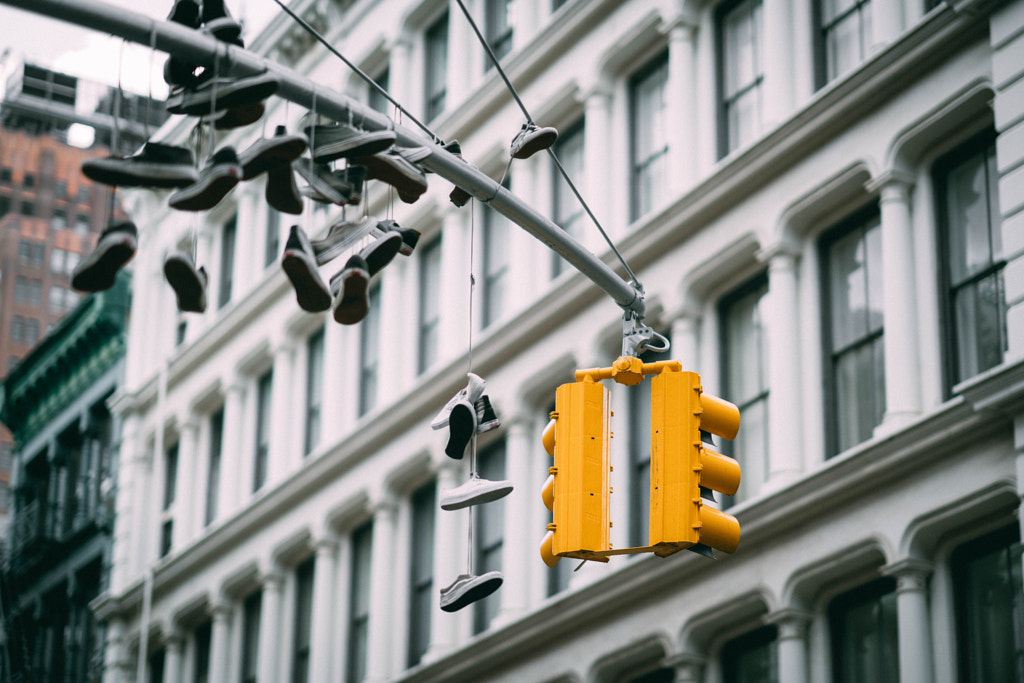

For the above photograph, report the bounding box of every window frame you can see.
[253,370,273,492]
[408,481,436,667]
[358,286,381,416]
[291,557,315,683]
[205,408,224,526]
[814,0,873,89]
[424,12,449,121]
[218,214,237,309]
[629,51,670,221]
[827,576,899,683]
[715,0,764,158]
[417,238,442,374]
[550,119,586,279]
[304,327,325,456]
[474,439,506,633]
[347,521,373,683]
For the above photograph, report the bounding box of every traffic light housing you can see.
[540,378,612,567]
[649,369,741,555]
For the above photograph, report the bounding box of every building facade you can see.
[97,0,1024,682]
[0,271,129,682]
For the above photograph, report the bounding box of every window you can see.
[0,167,11,183]
[50,248,79,276]
[20,200,34,216]
[292,558,315,683]
[630,53,669,221]
[369,66,390,114]
[240,592,261,683]
[0,195,10,217]
[219,214,237,309]
[73,215,90,236]
[720,275,769,504]
[304,327,324,456]
[359,287,381,416]
[628,340,671,547]
[149,649,166,683]
[54,180,67,199]
[482,178,511,327]
[23,173,35,189]
[77,186,91,204]
[163,443,179,510]
[425,13,449,121]
[821,208,884,455]
[828,577,898,683]
[817,0,873,87]
[717,0,764,157]
[408,481,436,666]
[474,440,506,634]
[265,209,280,268]
[193,620,212,683]
[14,276,28,303]
[722,625,779,683]
[11,315,24,344]
[254,370,273,492]
[485,0,514,67]
[935,133,1007,389]
[18,239,32,263]
[205,408,224,526]
[551,120,585,278]
[347,522,373,683]
[25,318,39,345]
[29,279,42,306]
[50,285,80,314]
[952,524,1024,683]
[52,207,67,231]
[418,239,442,374]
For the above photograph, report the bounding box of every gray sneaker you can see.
[440,476,513,511]
[305,123,395,162]
[440,572,503,612]
[431,373,486,430]
[312,216,379,266]
[510,123,558,160]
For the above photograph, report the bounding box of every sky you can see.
[0,0,278,99]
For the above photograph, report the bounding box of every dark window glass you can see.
[163,442,179,510]
[551,120,585,278]
[219,214,237,308]
[722,625,779,683]
[485,0,514,67]
[240,591,261,683]
[347,522,373,683]
[254,370,273,491]
[952,524,1024,683]
[817,0,872,87]
[193,620,211,683]
[474,439,506,633]
[418,239,442,373]
[205,408,224,526]
[717,0,764,157]
[369,67,390,114]
[292,558,315,683]
[630,53,669,220]
[359,287,381,416]
[828,577,898,683]
[265,209,280,269]
[20,200,34,216]
[304,327,324,455]
[23,173,35,188]
[408,481,436,666]
[935,133,1006,389]
[821,208,884,455]
[11,315,24,344]
[425,14,449,120]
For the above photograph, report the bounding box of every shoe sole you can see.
[82,161,198,189]
[431,374,486,430]
[282,250,331,312]
[170,75,278,115]
[169,170,239,211]
[240,136,307,180]
[164,259,206,313]
[266,166,303,215]
[440,482,513,511]
[71,236,136,292]
[440,573,503,613]
[310,130,395,162]
[445,403,476,460]
[333,270,369,325]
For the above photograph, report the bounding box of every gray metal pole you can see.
[0,0,644,316]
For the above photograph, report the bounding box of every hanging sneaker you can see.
[82,142,198,189]
[510,123,558,160]
[205,102,266,130]
[265,163,303,215]
[165,72,279,116]
[360,231,403,276]
[238,126,308,180]
[376,219,419,256]
[445,400,477,460]
[351,147,428,203]
[163,250,208,313]
[431,373,486,430]
[281,225,331,312]
[305,123,396,162]
[71,222,138,293]
[439,572,503,612]
[312,216,378,266]
[201,0,244,46]
[168,146,242,211]
[330,254,370,325]
[440,476,513,511]
[475,394,501,434]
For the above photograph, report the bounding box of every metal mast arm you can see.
[0,0,645,317]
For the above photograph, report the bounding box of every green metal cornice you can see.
[0,271,130,446]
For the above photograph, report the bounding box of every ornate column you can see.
[869,171,921,433]
[765,608,812,683]
[365,496,397,683]
[101,617,131,683]
[207,601,232,683]
[162,630,184,683]
[256,571,284,683]
[882,559,934,683]
[309,535,339,683]
[665,19,698,193]
[582,85,613,242]
[758,242,804,492]
[665,652,706,683]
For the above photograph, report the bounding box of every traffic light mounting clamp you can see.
[621,310,669,359]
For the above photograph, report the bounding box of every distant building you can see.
[0,271,129,683]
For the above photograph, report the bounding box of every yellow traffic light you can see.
[649,369,741,555]
[540,379,612,567]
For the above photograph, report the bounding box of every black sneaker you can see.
[475,395,500,434]
[82,142,198,189]
[376,219,419,256]
[305,124,396,162]
[204,102,266,130]
[439,572,503,612]
[163,250,208,313]
[71,222,138,293]
[361,231,403,277]
[167,0,200,27]
[282,225,330,312]
[510,123,558,159]
[168,147,242,212]
[266,163,302,215]
[239,126,308,180]
[201,0,243,46]
[166,73,278,116]
[330,255,370,325]
[445,400,477,460]
[352,147,428,203]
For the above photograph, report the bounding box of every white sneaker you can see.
[439,571,503,612]
[431,373,486,430]
[440,476,513,511]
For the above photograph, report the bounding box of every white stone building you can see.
[94,0,1024,681]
